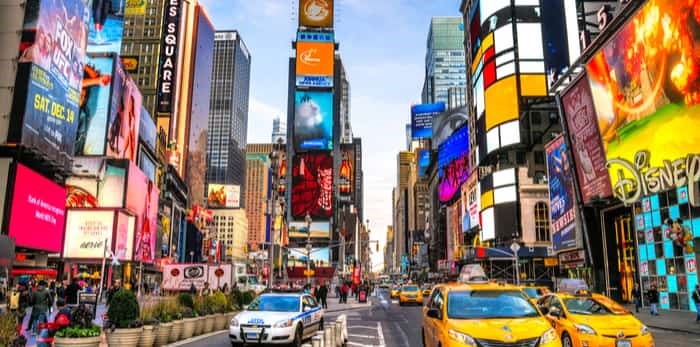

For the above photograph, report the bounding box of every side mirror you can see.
[426,308,442,320]
[548,307,563,319]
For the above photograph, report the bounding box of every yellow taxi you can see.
[399,284,423,306]
[422,282,561,347]
[537,291,654,347]
[390,285,401,299]
[422,283,432,296]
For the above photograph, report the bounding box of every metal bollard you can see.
[302,344,312,347]
[327,322,336,347]
[336,315,347,343]
[312,335,323,347]
[324,326,334,347]
[334,319,342,346]
[315,331,326,347]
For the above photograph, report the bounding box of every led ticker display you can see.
[438,125,470,203]
[294,91,333,151]
[291,153,333,220]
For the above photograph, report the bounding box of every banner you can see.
[545,135,577,252]
[125,0,146,15]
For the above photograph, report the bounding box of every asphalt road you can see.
[176,289,700,347]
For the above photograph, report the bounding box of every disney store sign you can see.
[607,151,700,206]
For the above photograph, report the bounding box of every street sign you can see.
[544,257,559,267]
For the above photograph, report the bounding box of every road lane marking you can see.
[348,325,379,330]
[377,322,386,347]
[348,333,377,339]
[392,321,410,346]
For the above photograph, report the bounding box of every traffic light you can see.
[375,243,379,253]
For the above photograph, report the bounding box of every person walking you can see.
[200,282,212,297]
[189,283,197,295]
[318,282,328,309]
[692,284,700,323]
[631,283,642,313]
[28,281,51,335]
[648,285,660,316]
[106,279,122,306]
[65,278,80,305]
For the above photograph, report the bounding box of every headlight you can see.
[540,328,558,344]
[574,324,596,335]
[641,325,650,336]
[230,318,239,327]
[273,319,293,328]
[448,329,477,346]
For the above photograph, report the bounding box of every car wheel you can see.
[231,343,243,347]
[562,332,573,347]
[291,324,304,347]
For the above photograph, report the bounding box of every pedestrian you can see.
[48,281,56,314]
[200,282,212,296]
[692,284,700,323]
[28,280,51,335]
[341,282,349,304]
[189,283,197,295]
[632,283,642,313]
[318,282,328,309]
[65,278,80,305]
[53,298,72,330]
[106,279,121,306]
[647,284,659,316]
[55,281,65,303]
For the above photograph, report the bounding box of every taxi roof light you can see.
[458,264,489,284]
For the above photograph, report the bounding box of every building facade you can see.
[271,117,286,144]
[422,17,467,105]
[245,144,273,250]
[213,209,248,262]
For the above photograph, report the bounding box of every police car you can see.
[229,293,324,346]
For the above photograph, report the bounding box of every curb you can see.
[165,330,228,346]
[647,324,700,336]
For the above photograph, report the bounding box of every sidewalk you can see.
[625,304,700,335]
[324,295,372,313]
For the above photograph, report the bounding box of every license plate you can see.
[616,340,631,347]
[246,333,259,340]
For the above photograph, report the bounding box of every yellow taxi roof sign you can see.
[458,264,489,284]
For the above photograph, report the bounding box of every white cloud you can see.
[247,98,285,143]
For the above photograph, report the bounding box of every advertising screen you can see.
[63,210,114,259]
[295,41,334,87]
[299,0,333,28]
[98,160,127,207]
[207,184,240,209]
[8,163,66,253]
[411,103,445,140]
[288,221,330,239]
[291,153,333,220]
[115,210,135,261]
[106,74,141,161]
[586,0,700,204]
[438,125,470,203]
[125,0,146,16]
[338,145,354,200]
[10,0,90,163]
[288,247,330,267]
[432,106,468,149]
[87,0,125,53]
[294,91,333,151]
[418,149,430,177]
[126,162,158,263]
[561,73,611,203]
[138,106,156,152]
[546,135,577,252]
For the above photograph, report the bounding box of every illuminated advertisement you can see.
[115,210,135,261]
[411,103,445,140]
[545,135,577,252]
[121,55,139,73]
[125,0,146,16]
[63,210,114,259]
[561,73,612,203]
[291,153,333,220]
[7,163,66,253]
[10,0,90,163]
[438,125,470,203]
[586,0,700,205]
[87,0,125,53]
[288,221,330,239]
[207,184,240,209]
[294,91,333,151]
[138,106,157,152]
[76,53,121,156]
[106,74,141,161]
[295,41,334,87]
[418,149,430,177]
[126,162,159,263]
[98,160,127,207]
[157,0,181,114]
[299,0,333,28]
[432,106,468,149]
[338,145,354,200]
[288,247,330,267]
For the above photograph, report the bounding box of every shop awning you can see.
[11,269,58,277]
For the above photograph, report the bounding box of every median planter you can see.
[154,322,172,346]
[170,320,184,342]
[106,327,142,347]
[181,318,196,339]
[215,313,228,331]
[203,315,215,333]
[138,325,157,347]
[194,316,204,336]
[54,336,102,347]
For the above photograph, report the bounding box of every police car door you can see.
[301,295,321,337]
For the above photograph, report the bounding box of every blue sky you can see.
[200,0,462,269]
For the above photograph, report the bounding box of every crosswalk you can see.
[326,310,386,347]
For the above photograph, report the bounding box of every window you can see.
[535,202,550,242]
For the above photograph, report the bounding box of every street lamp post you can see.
[190,251,195,263]
[510,242,521,286]
[305,214,312,285]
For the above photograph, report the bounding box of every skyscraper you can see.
[245,144,273,250]
[206,30,251,207]
[422,17,467,104]
[271,117,286,144]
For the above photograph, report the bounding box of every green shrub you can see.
[177,292,194,309]
[193,295,209,315]
[139,301,158,325]
[241,290,256,305]
[0,312,18,346]
[55,324,101,338]
[154,300,173,323]
[229,289,257,310]
[210,292,228,314]
[106,289,140,329]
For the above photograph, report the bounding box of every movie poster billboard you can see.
[207,184,240,209]
[10,0,90,163]
[126,162,158,263]
[438,125,470,203]
[291,153,333,220]
[411,103,445,140]
[546,135,577,252]
[586,0,700,205]
[87,0,125,53]
[294,91,333,151]
[433,106,468,149]
[299,0,333,28]
[561,73,612,203]
[138,106,157,152]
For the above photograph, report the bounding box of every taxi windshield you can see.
[523,288,540,298]
[402,286,418,292]
[247,296,299,312]
[563,297,628,315]
[447,290,540,319]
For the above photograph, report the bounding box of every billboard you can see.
[288,247,330,267]
[207,184,240,209]
[98,160,128,207]
[338,145,354,199]
[586,0,700,205]
[9,0,90,163]
[299,0,333,28]
[157,0,182,114]
[433,106,468,149]
[411,103,445,140]
[438,125,470,203]
[295,41,334,87]
[106,74,141,161]
[291,153,333,220]
[7,163,66,253]
[115,210,135,261]
[294,91,333,151]
[207,264,232,289]
[546,135,577,252]
[126,162,159,263]
[87,0,125,53]
[418,149,430,177]
[162,264,207,291]
[138,106,157,152]
[288,221,330,239]
[125,0,146,16]
[63,210,114,259]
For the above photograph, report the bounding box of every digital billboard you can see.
[115,210,135,261]
[561,73,611,203]
[126,162,159,263]
[207,184,240,209]
[411,103,445,140]
[63,210,114,259]
[125,0,146,16]
[87,0,125,53]
[295,41,334,87]
[288,247,330,267]
[438,125,470,203]
[291,153,333,220]
[586,0,700,205]
[294,91,333,151]
[138,106,157,152]
[432,106,468,149]
[545,135,577,252]
[10,0,90,163]
[98,160,128,207]
[418,149,430,177]
[7,163,66,253]
[106,74,141,161]
[288,221,330,239]
[299,0,333,28]
[338,145,354,200]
